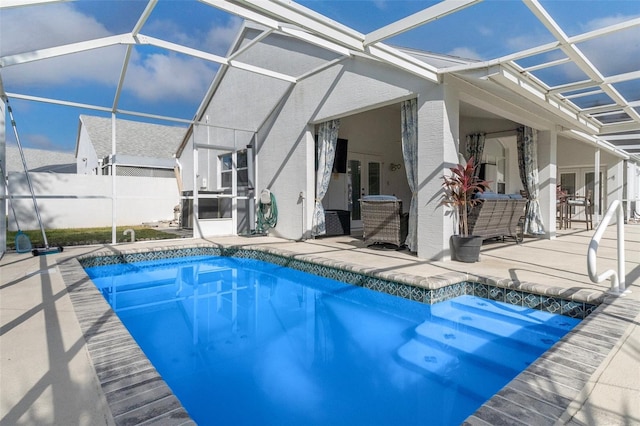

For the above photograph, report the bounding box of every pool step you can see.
[446,295,579,335]
[396,339,512,401]
[428,300,571,351]
[412,321,540,374]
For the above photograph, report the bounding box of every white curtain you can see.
[401,98,418,252]
[517,126,545,235]
[311,119,340,236]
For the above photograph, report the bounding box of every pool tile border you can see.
[62,242,640,425]
[78,244,603,319]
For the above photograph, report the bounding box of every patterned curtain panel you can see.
[466,132,486,176]
[517,126,545,235]
[401,98,418,252]
[311,119,340,236]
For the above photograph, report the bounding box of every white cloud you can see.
[477,25,493,37]
[1,3,125,91]
[124,52,216,102]
[2,46,125,90]
[25,133,62,151]
[581,14,640,32]
[373,0,388,10]
[145,16,242,56]
[0,3,111,55]
[205,17,243,55]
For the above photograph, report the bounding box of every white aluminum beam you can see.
[366,44,439,82]
[132,0,158,36]
[112,46,133,113]
[137,34,297,82]
[0,34,135,67]
[548,80,600,95]
[609,144,640,150]
[137,34,228,64]
[202,0,280,30]
[489,66,598,134]
[599,122,640,135]
[582,104,626,115]
[228,60,296,82]
[296,57,349,82]
[569,16,640,44]
[4,92,112,112]
[601,134,640,141]
[0,0,67,9]
[562,89,603,99]
[227,28,274,61]
[279,26,352,57]
[5,91,200,126]
[245,0,365,51]
[606,70,640,85]
[442,41,560,74]
[522,57,571,73]
[364,0,480,45]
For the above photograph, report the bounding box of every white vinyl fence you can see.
[7,172,180,231]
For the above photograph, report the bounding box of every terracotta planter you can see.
[451,235,483,262]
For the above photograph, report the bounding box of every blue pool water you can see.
[86,255,579,425]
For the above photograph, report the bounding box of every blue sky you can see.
[1,0,638,153]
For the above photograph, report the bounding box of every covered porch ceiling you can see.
[1,0,638,159]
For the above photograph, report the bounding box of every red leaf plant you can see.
[441,156,490,237]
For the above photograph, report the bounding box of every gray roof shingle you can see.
[80,115,187,159]
[3,145,76,174]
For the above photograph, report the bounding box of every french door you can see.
[559,168,605,216]
[348,154,382,230]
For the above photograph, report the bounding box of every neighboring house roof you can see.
[3,145,76,174]
[78,115,187,160]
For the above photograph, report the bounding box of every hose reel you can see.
[256,189,277,234]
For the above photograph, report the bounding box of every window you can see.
[219,150,248,190]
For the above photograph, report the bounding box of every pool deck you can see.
[1,224,639,425]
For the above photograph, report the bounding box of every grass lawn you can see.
[6,225,182,250]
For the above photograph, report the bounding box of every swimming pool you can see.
[85,254,580,425]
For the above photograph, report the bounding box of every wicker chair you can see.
[360,196,408,247]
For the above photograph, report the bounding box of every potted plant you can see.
[441,156,490,262]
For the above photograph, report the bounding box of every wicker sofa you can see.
[467,193,527,243]
[360,196,408,247]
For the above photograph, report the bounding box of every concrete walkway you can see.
[1,224,638,425]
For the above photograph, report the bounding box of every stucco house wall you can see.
[76,122,99,174]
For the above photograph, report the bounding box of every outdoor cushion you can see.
[475,192,523,200]
[361,195,398,201]
[475,192,510,200]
